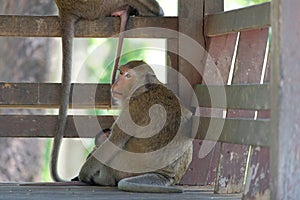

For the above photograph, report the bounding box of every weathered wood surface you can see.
[196,117,270,146]
[0,83,111,109]
[215,29,269,194]
[0,16,177,38]
[178,0,205,90]
[0,82,269,110]
[242,30,271,200]
[194,84,270,110]
[176,0,211,186]
[270,0,300,199]
[243,147,270,199]
[0,184,242,200]
[0,115,114,138]
[0,3,271,39]
[191,31,237,186]
[180,140,220,186]
[205,2,270,37]
[0,115,269,147]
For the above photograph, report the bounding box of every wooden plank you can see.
[243,147,270,199]
[178,0,205,94]
[216,28,269,194]
[166,38,179,94]
[242,30,271,200]
[195,117,270,147]
[177,0,207,187]
[270,0,300,199]
[0,115,269,146]
[181,0,225,187]
[0,16,178,38]
[180,140,210,185]
[4,82,270,110]
[205,2,270,37]
[1,83,271,110]
[0,185,242,200]
[204,0,224,15]
[200,32,238,187]
[180,140,221,186]
[194,84,270,110]
[0,83,111,109]
[0,115,114,138]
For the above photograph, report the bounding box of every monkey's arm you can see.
[93,131,132,164]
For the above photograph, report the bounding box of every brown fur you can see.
[78,61,193,193]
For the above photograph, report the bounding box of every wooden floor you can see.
[0,183,242,200]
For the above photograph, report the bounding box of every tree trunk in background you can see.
[0,0,56,182]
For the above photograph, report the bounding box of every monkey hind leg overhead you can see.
[118,173,183,193]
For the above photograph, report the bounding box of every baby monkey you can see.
[71,128,111,182]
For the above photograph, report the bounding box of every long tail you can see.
[111,9,130,84]
[50,14,76,182]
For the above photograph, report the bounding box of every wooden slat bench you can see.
[0,1,277,199]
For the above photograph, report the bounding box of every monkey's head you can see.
[111,60,160,101]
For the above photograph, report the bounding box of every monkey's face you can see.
[111,66,138,100]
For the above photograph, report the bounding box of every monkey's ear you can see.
[145,72,157,84]
[145,72,159,89]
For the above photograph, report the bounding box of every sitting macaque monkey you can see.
[78,60,193,193]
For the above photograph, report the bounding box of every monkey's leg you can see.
[111,6,133,84]
[50,13,78,182]
[118,173,183,193]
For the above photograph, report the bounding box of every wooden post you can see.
[178,0,224,186]
[178,0,205,91]
[177,0,205,185]
[270,0,300,199]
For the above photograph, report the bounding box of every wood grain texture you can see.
[0,16,177,38]
[205,3,270,37]
[270,0,300,199]
[0,83,111,109]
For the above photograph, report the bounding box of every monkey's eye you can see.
[124,73,131,78]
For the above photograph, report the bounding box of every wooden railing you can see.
[0,1,272,199]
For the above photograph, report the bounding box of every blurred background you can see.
[0,0,269,182]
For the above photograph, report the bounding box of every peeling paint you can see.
[36,19,46,33]
[219,177,228,188]
[254,146,261,152]
[3,83,11,89]
[253,189,270,200]
[250,164,260,179]
[230,152,234,161]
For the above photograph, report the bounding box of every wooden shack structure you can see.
[0,0,299,199]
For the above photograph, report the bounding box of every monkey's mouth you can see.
[112,91,123,96]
